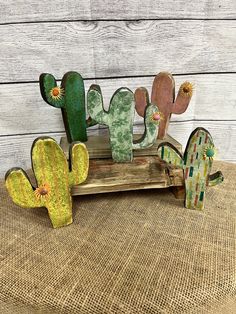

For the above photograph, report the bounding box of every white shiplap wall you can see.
[0,1,236,177]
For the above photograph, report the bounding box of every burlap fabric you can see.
[0,161,235,314]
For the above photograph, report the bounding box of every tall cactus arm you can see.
[134,87,149,117]
[39,73,65,108]
[5,168,41,208]
[172,82,193,114]
[157,143,183,167]
[68,142,89,186]
[132,104,160,150]
[87,85,109,124]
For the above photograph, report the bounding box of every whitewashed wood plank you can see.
[1,1,236,23]
[0,121,235,178]
[0,74,235,136]
[1,20,236,83]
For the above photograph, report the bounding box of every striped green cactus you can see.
[40,71,97,143]
[5,137,89,228]
[87,85,161,162]
[157,128,224,210]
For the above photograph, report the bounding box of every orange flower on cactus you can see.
[179,82,194,98]
[34,183,51,200]
[150,111,164,124]
[50,86,64,100]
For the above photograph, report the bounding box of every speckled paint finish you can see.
[5,137,89,228]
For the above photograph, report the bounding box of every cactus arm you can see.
[68,142,89,186]
[5,168,41,208]
[132,104,160,149]
[157,143,183,167]
[151,72,175,139]
[87,85,109,125]
[208,171,224,187]
[39,73,65,108]
[172,82,193,114]
[88,86,135,162]
[183,128,216,210]
[134,87,149,117]
[61,71,87,142]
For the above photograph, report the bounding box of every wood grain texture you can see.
[1,1,236,23]
[71,156,184,196]
[1,74,235,136]
[1,20,236,83]
[0,121,235,178]
[60,133,182,159]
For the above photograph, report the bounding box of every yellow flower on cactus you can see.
[34,183,51,200]
[50,87,64,100]
[203,144,216,161]
[150,111,164,124]
[179,82,194,98]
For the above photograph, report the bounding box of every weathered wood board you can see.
[71,155,184,196]
[1,0,235,23]
[1,20,236,82]
[61,133,183,159]
[1,74,236,136]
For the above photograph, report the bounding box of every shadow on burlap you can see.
[0,161,235,314]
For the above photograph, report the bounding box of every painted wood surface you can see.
[1,1,236,23]
[0,74,235,136]
[1,20,236,83]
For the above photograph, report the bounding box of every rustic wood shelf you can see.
[71,155,184,196]
[60,133,184,196]
[61,132,182,159]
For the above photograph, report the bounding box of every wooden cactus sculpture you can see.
[135,72,193,139]
[5,137,89,228]
[40,71,96,143]
[87,85,161,162]
[157,127,224,210]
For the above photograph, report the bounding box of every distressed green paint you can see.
[157,127,224,210]
[40,71,95,143]
[5,137,89,228]
[87,85,161,162]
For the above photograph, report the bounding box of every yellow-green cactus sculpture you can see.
[5,137,89,228]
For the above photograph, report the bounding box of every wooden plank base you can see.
[61,132,182,159]
[71,156,184,196]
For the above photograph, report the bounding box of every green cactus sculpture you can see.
[87,85,161,162]
[135,72,193,139]
[40,71,97,143]
[5,137,89,228]
[157,127,224,210]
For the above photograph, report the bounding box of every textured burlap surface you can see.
[0,161,235,314]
